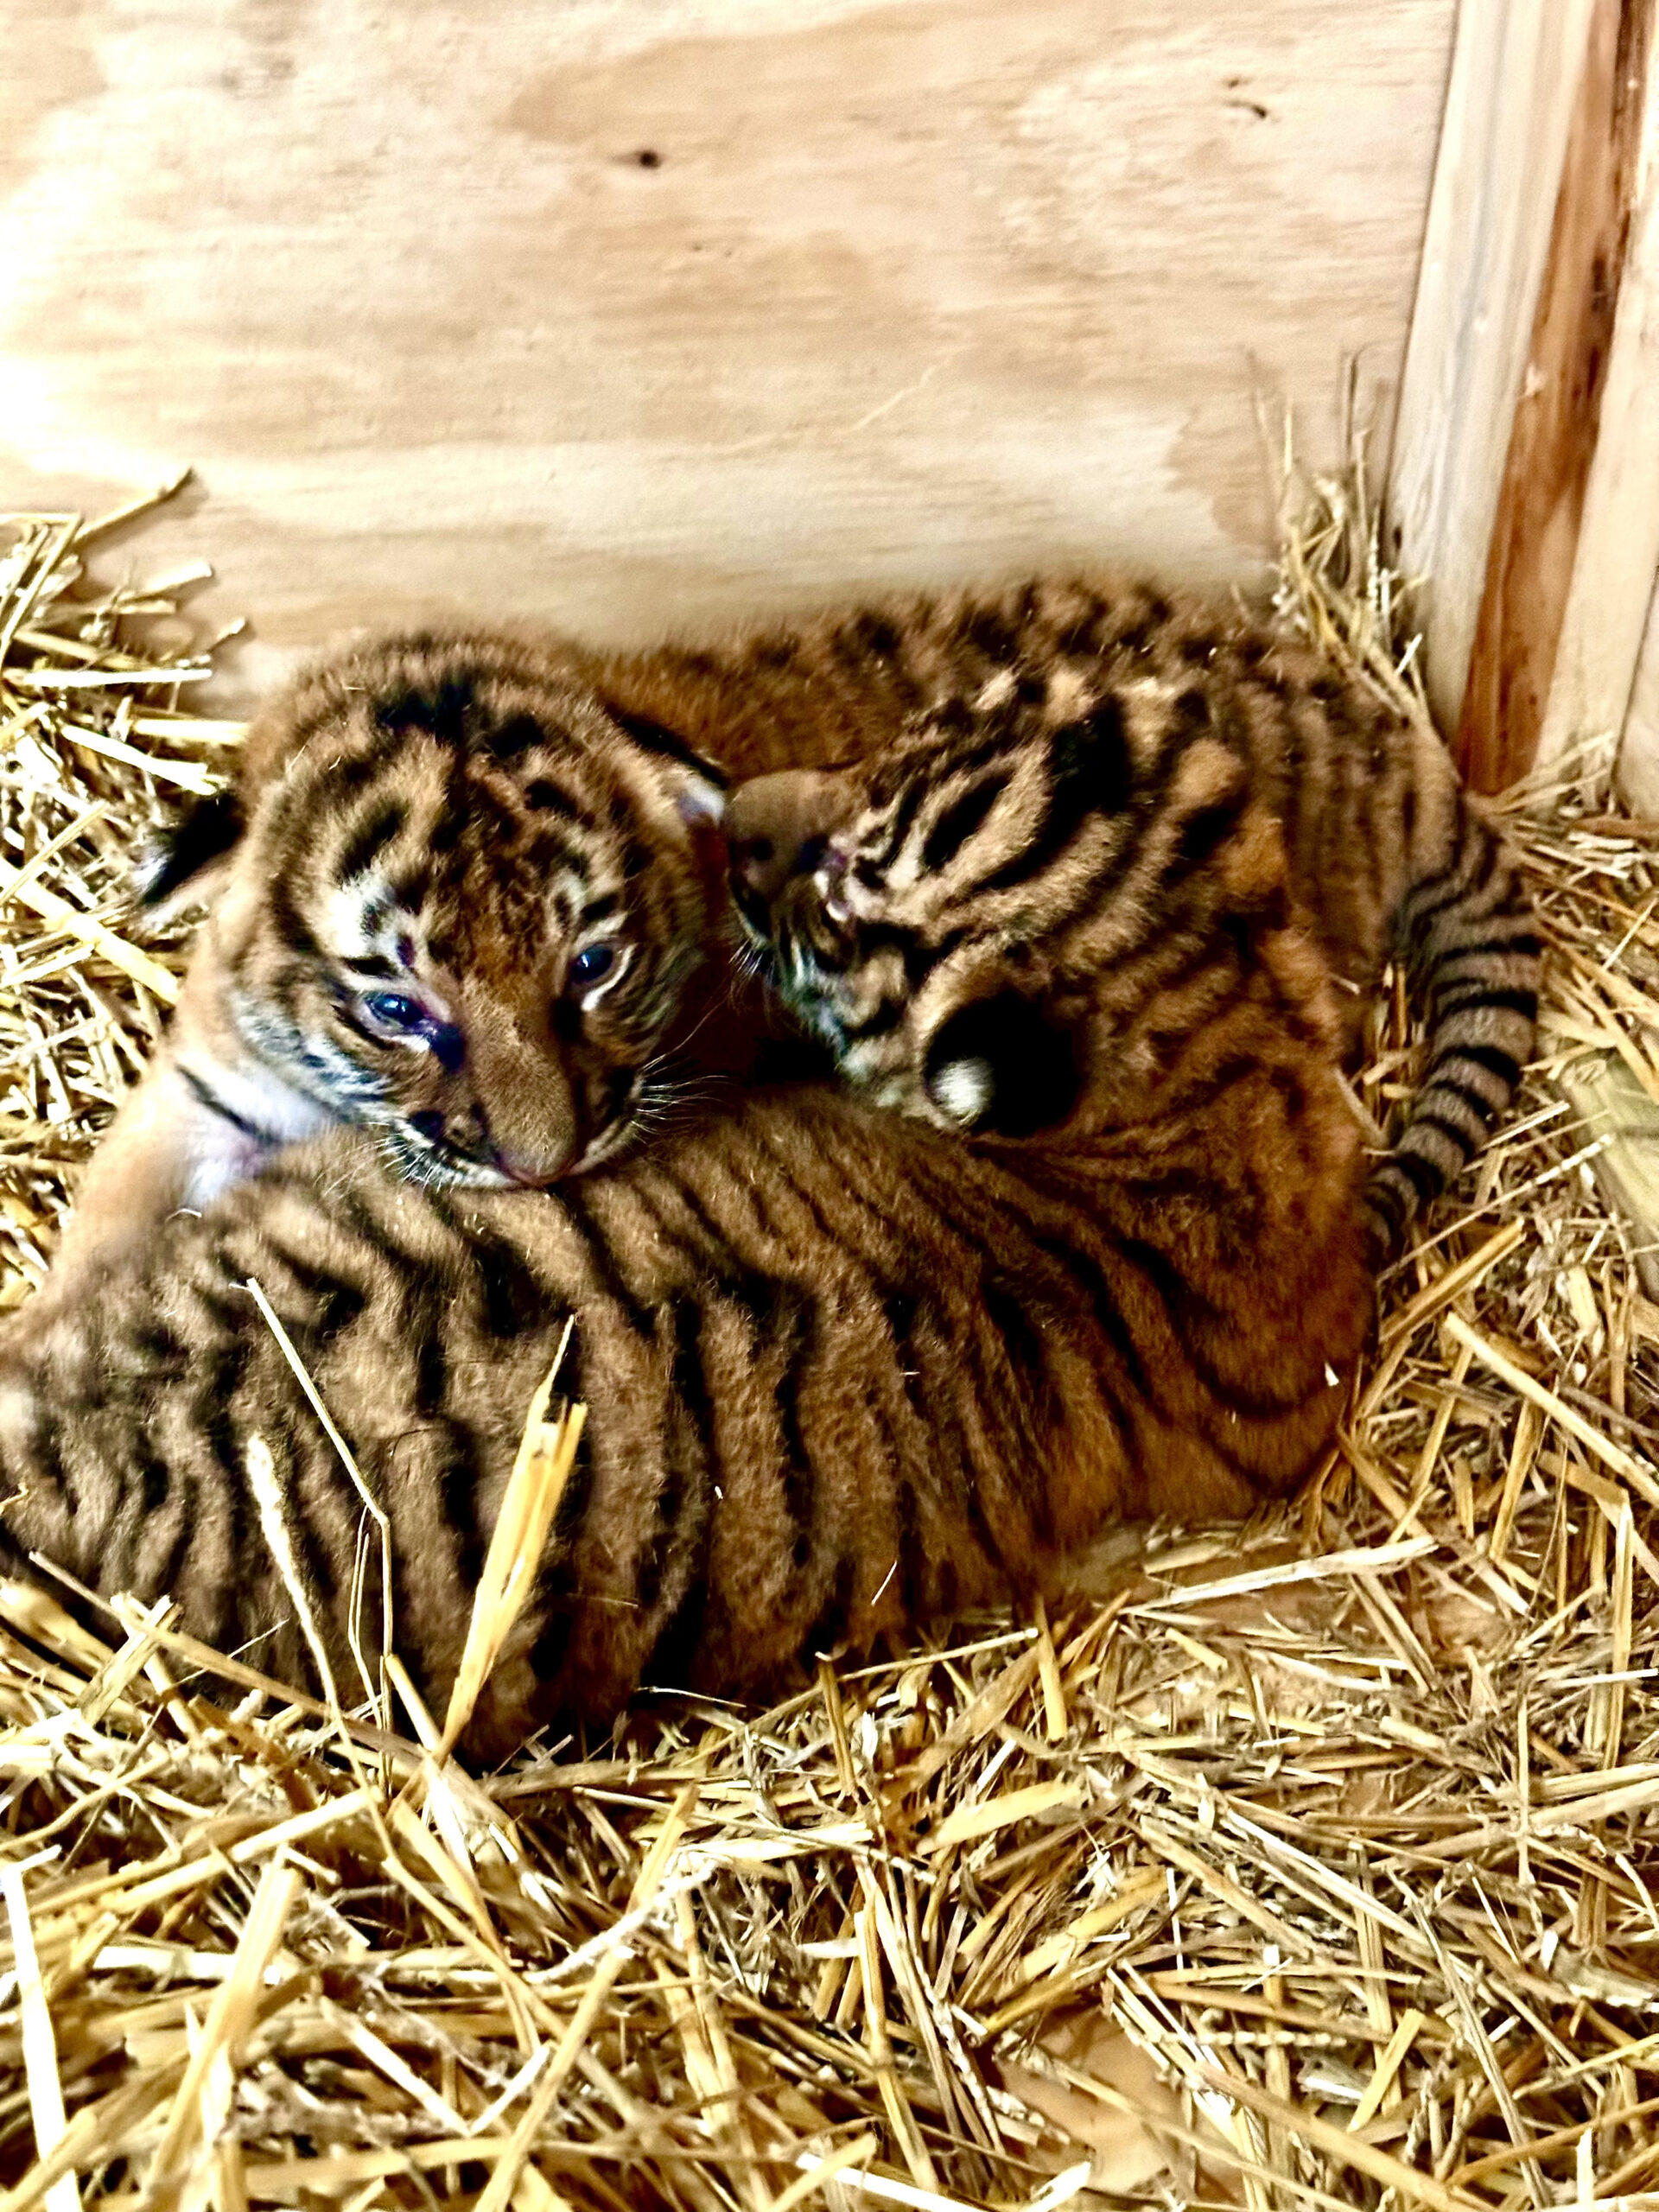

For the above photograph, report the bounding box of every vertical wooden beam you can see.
[1456,0,1656,793]
[1388,0,1599,741]
[1618,572,1659,812]
[1547,41,1659,799]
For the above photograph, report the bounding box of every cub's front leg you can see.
[10,957,328,1339]
[48,1071,290,1289]
[15,1088,276,1347]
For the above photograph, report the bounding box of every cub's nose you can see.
[493,1151,565,1189]
[488,1126,582,1187]
[728,829,788,905]
[727,768,857,906]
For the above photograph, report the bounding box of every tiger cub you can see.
[22,629,731,1330]
[29,576,1530,1325]
[713,581,1540,1258]
[0,807,1371,1758]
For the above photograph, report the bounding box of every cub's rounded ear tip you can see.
[923,991,1081,1140]
[130,848,167,900]
[728,766,861,842]
[927,1055,995,1128]
[136,785,245,907]
[724,770,796,837]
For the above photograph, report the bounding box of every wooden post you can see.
[1388,0,1599,744]
[1391,3,1659,1300]
[1549,35,1659,804]
[1389,0,1659,797]
[1458,0,1656,792]
[1618,577,1659,812]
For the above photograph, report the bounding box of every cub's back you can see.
[588,574,1421,871]
[588,575,1510,994]
[0,959,1370,1759]
[623,575,1534,1259]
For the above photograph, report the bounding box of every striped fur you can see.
[28,629,732,1325]
[0,880,1370,1758]
[35,579,1533,1321]
[0,582,1397,1754]
[707,578,1540,1258]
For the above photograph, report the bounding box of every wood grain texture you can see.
[1546,6,1659,796]
[1617,573,1659,813]
[1454,0,1653,794]
[1385,0,1598,741]
[0,0,1455,699]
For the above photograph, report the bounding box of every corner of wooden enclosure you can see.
[1387,0,1659,805]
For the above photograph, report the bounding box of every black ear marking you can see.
[136,787,245,906]
[601,703,728,828]
[1048,695,1132,810]
[923,992,1081,1139]
[601,704,728,792]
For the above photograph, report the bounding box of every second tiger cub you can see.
[720,579,1539,1258]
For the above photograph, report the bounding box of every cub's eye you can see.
[359,990,427,1033]
[570,941,631,1000]
[570,944,614,985]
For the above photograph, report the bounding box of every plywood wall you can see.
[1385,0,1659,802]
[3,0,1457,699]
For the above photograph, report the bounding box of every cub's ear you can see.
[923,992,1082,1139]
[134,786,245,912]
[602,706,728,829]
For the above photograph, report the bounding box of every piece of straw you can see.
[440,1324,586,1754]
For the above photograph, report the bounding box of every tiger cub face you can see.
[160,630,728,1188]
[728,683,1317,1140]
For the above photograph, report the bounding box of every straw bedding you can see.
[2,479,1659,2210]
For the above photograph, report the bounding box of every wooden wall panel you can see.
[1457,0,1656,794]
[1388,0,1659,799]
[1554,1,1659,801]
[1,0,1456,700]
[1618,574,1659,816]
[1386,0,1599,744]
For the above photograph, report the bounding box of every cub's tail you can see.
[1363,794,1540,1262]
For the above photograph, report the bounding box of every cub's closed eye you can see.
[359,990,427,1033]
